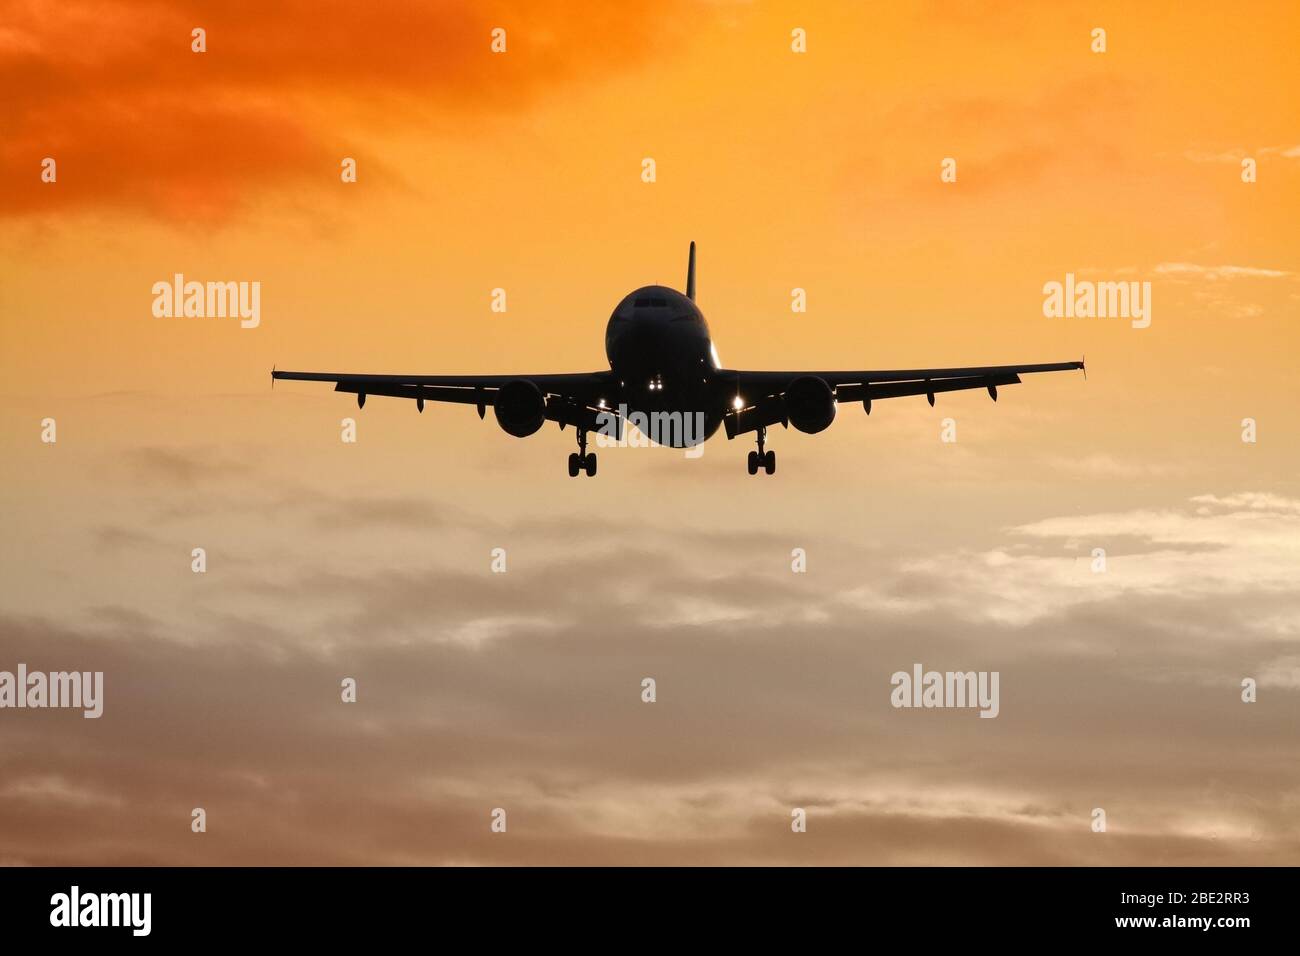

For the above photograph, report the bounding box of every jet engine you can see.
[784,375,836,434]
[494,379,546,437]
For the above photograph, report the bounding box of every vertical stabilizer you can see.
[686,241,696,301]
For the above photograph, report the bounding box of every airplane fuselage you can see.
[604,285,725,446]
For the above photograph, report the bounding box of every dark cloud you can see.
[1,481,1297,864]
[124,445,254,487]
[0,0,689,221]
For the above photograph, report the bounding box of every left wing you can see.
[720,360,1083,436]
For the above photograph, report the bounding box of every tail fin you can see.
[685,241,696,301]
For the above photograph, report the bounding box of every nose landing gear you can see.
[568,428,598,477]
[746,426,776,476]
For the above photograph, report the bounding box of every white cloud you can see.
[1184,145,1300,162]
[1190,492,1300,514]
[1047,454,1180,479]
[881,495,1300,628]
[1153,263,1291,280]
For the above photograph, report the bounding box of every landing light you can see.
[732,395,744,410]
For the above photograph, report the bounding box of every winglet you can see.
[685,241,696,301]
[271,364,276,389]
[1081,354,1087,381]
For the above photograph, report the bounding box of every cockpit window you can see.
[634,297,669,308]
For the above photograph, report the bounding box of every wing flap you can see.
[835,372,1021,403]
[332,381,490,407]
[727,360,1082,394]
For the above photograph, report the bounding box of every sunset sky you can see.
[1,0,1298,864]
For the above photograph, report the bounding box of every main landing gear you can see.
[568,428,598,478]
[746,426,776,476]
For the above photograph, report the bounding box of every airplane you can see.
[272,243,1084,477]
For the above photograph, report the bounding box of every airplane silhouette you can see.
[273,243,1083,476]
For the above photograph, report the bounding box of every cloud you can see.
[1046,454,1180,480]
[1142,263,1293,321]
[854,494,1300,632]
[1152,263,1292,280]
[1185,144,1300,163]
[1258,656,1300,690]
[1190,492,1300,514]
[2,482,1299,864]
[0,0,688,222]
[125,445,253,486]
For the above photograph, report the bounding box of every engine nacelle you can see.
[784,375,836,434]
[494,379,546,437]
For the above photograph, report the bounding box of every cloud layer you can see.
[2,442,1297,865]
[1,0,681,219]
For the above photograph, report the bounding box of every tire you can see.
[764,450,776,475]
[747,451,758,475]
[568,453,580,477]
[585,453,597,477]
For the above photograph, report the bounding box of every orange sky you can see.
[1,0,1298,864]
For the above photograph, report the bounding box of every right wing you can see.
[724,361,1084,396]
[719,360,1084,436]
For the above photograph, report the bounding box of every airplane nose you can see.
[624,314,659,346]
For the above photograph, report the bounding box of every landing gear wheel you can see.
[747,426,772,476]
[568,430,595,478]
